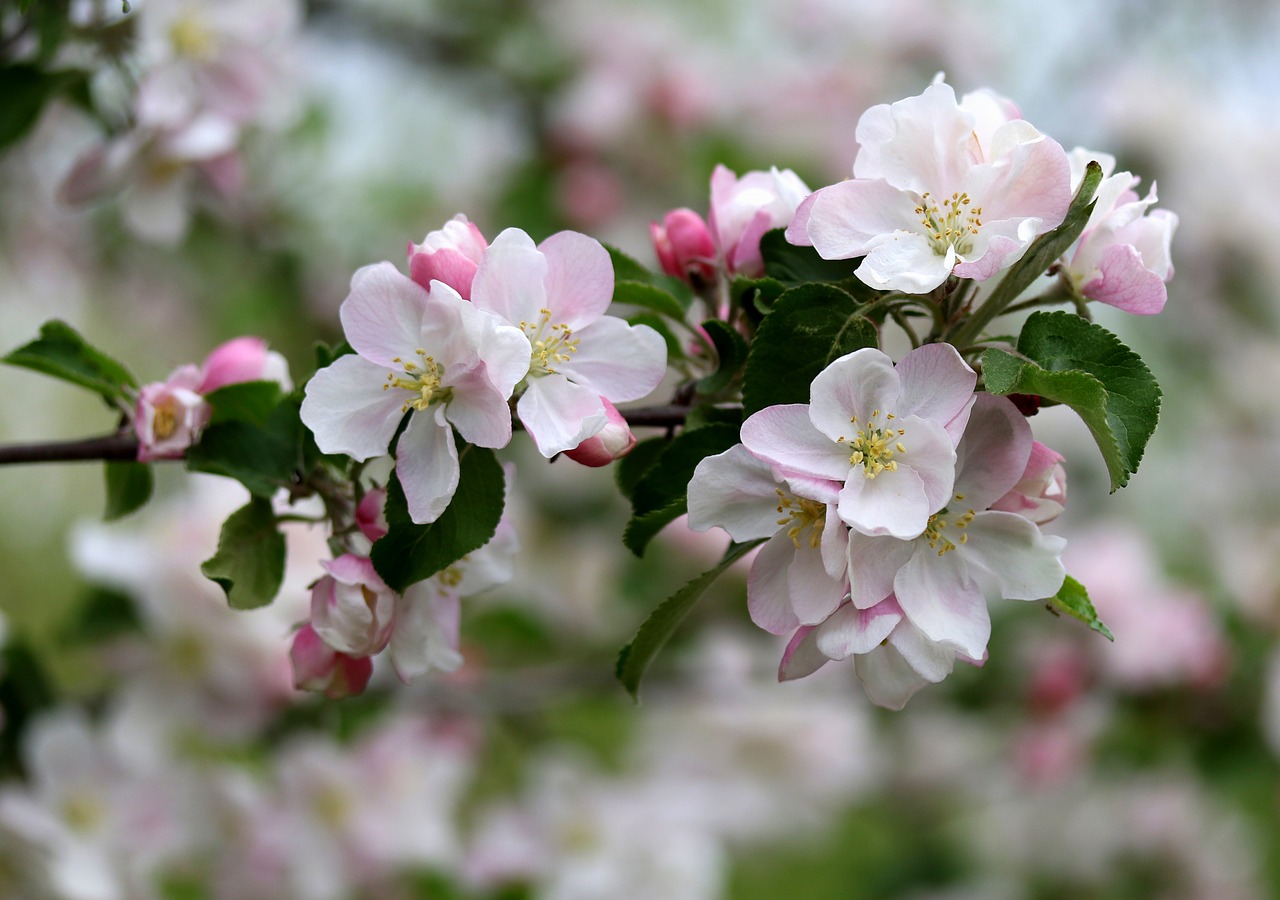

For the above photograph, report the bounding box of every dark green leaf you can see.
[981,311,1160,490]
[616,540,763,699]
[952,161,1104,345]
[371,444,505,593]
[741,284,879,415]
[201,497,287,610]
[184,397,305,496]
[615,436,668,501]
[313,340,353,371]
[604,243,658,284]
[696,320,749,395]
[730,275,787,318]
[2,319,137,403]
[204,380,285,426]
[760,228,859,285]
[612,280,688,320]
[103,461,152,521]
[0,639,57,777]
[622,498,689,558]
[1046,574,1114,640]
[0,65,53,151]
[631,423,739,517]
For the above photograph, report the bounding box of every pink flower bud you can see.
[356,488,389,542]
[650,208,716,284]
[309,554,396,657]
[134,365,211,461]
[708,164,810,277]
[198,336,292,394]
[407,214,488,300]
[991,441,1067,524]
[290,623,374,699]
[563,399,636,467]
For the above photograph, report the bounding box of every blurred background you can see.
[1,0,1279,897]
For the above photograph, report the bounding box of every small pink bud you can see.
[408,214,488,300]
[563,399,636,467]
[134,365,211,461]
[198,336,292,394]
[356,488,389,542]
[650,208,716,285]
[992,441,1068,524]
[290,623,374,699]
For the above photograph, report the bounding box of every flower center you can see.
[916,191,983,257]
[839,410,906,479]
[923,497,975,556]
[775,489,825,549]
[151,399,179,441]
[385,349,450,412]
[169,13,217,61]
[521,308,579,376]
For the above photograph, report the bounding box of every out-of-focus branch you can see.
[0,405,698,465]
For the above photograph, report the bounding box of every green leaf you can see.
[741,284,879,415]
[2,319,137,403]
[981,311,1160,490]
[1046,574,1114,641]
[730,275,787,318]
[184,397,305,496]
[696,320,749,395]
[103,461,152,521]
[615,436,668,501]
[760,228,858,285]
[201,497,287,610]
[204,380,285,426]
[371,444,505,593]
[951,161,1104,346]
[314,340,353,371]
[603,243,694,305]
[616,539,763,699]
[612,280,687,321]
[622,498,689,558]
[631,423,739,517]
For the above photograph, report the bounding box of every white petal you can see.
[959,511,1067,600]
[747,534,802,635]
[893,546,990,660]
[687,445,789,541]
[814,600,902,660]
[788,544,847,625]
[838,465,931,539]
[808,348,901,441]
[887,617,957,683]
[854,645,931,710]
[847,532,914,608]
[470,227,547,326]
[741,404,849,482]
[560,317,666,402]
[539,230,614,330]
[856,231,954,294]
[892,343,977,429]
[301,355,406,460]
[516,376,607,457]
[896,416,958,513]
[953,393,1032,510]
[395,407,460,524]
[779,626,829,681]
[340,262,429,367]
[391,587,463,681]
[444,362,515,449]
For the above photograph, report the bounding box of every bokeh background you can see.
[2,0,1279,897]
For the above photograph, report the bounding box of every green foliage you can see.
[0,65,75,150]
[204,381,287,426]
[742,284,878,415]
[614,436,668,501]
[695,319,748,395]
[2,319,137,404]
[760,228,860,287]
[616,539,762,699]
[981,311,1161,491]
[1046,574,1114,641]
[103,461,152,521]
[730,274,787,318]
[611,280,688,321]
[201,497,287,610]
[371,444,505,593]
[185,397,308,497]
[603,243,693,305]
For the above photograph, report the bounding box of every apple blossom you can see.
[741,343,976,540]
[991,440,1067,524]
[469,227,667,457]
[197,335,292,393]
[355,488,389,542]
[650,207,717,284]
[787,79,1072,293]
[290,624,374,700]
[135,365,211,462]
[843,393,1067,659]
[308,554,396,659]
[408,213,489,299]
[708,163,811,277]
[300,262,530,523]
[1061,149,1178,315]
[562,398,638,467]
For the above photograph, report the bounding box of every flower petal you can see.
[953,393,1032,510]
[778,626,829,681]
[747,534,802,635]
[893,545,990,660]
[687,445,789,541]
[838,464,931,539]
[814,599,902,659]
[788,544,846,626]
[540,230,614,329]
[300,354,406,460]
[395,406,460,524]
[959,511,1067,600]
[892,343,977,432]
[847,531,914,608]
[516,375,607,457]
[741,404,849,482]
[853,645,931,710]
[808,348,901,441]
[560,317,666,402]
[470,227,548,326]
[887,616,957,683]
[391,586,463,682]
[340,262,430,368]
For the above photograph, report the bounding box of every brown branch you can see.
[0,405,699,466]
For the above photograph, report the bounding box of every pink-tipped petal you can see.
[560,317,667,403]
[747,534,802,635]
[741,404,850,483]
[814,599,902,660]
[779,626,829,681]
[516,375,607,458]
[893,546,990,660]
[958,512,1067,601]
[470,228,548,327]
[340,263,431,368]
[539,230,615,329]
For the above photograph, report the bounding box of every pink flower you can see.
[308,554,396,658]
[843,393,1066,660]
[787,79,1072,293]
[991,440,1067,524]
[300,262,530,524]
[687,444,849,635]
[290,623,374,699]
[198,336,292,393]
[650,207,717,284]
[741,343,976,540]
[1062,149,1177,315]
[470,228,667,457]
[355,488,389,542]
[407,214,489,300]
[709,164,811,277]
[135,365,211,461]
[562,399,637,467]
